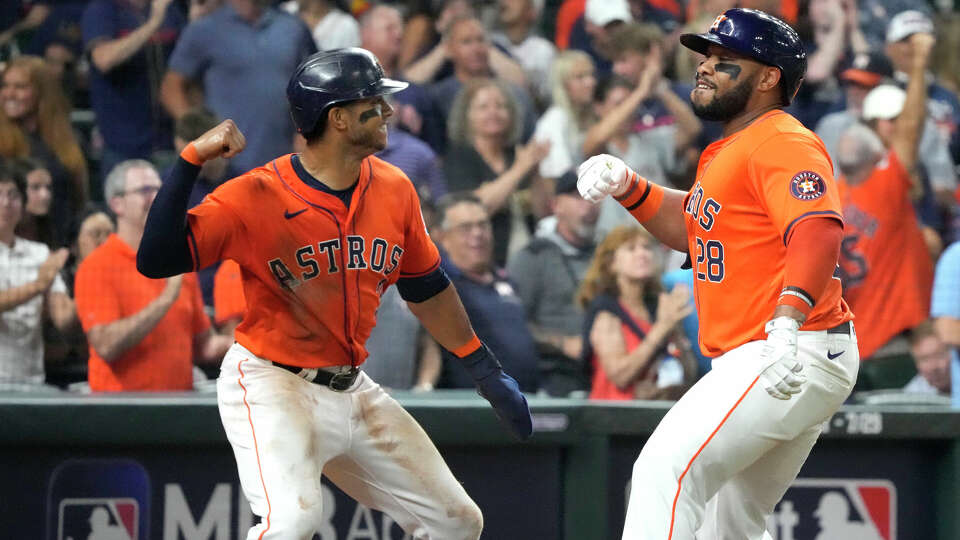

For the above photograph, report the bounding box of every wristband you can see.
[615,174,664,223]
[180,142,203,166]
[451,334,482,358]
[777,286,814,317]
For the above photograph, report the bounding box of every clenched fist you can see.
[576,154,636,203]
[191,119,246,163]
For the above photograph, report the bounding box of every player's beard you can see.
[348,124,388,153]
[692,73,755,122]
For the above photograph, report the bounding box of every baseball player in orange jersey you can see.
[578,9,858,539]
[137,48,532,539]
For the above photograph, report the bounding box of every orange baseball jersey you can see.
[838,150,933,359]
[75,233,210,391]
[186,154,439,369]
[680,110,852,356]
[213,259,245,326]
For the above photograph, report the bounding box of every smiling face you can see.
[690,44,780,122]
[1,66,39,123]
[468,85,512,140]
[563,58,597,107]
[24,167,53,216]
[438,201,493,274]
[0,179,24,237]
[342,96,395,152]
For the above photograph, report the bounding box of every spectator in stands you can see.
[409,14,535,150]
[815,51,956,222]
[10,158,56,248]
[82,0,185,175]
[282,0,360,51]
[566,0,632,74]
[161,0,316,176]
[903,320,951,396]
[507,172,599,396]
[787,0,851,129]
[835,36,934,366]
[434,192,539,392]
[74,160,231,391]
[375,96,448,203]
[0,164,75,385]
[577,225,696,400]
[445,79,549,266]
[359,4,441,146]
[363,285,443,392]
[493,0,557,106]
[886,10,960,169]
[0,3,51,53]
[596,23,701,183]
[64,204,114,295]
[0,56,87,233]
[533,50,596,182]
[931,240,960,407]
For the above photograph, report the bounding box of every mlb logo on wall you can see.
[767,478,896,540]
[46,459,150,540]
[58,499,138,540]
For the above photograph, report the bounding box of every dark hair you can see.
[0,160,27,203]
[64,201,115,246]
[435,191,484,229]
[175,108,220,142]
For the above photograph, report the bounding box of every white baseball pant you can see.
[622,324,859,539]
[217,343,483,540]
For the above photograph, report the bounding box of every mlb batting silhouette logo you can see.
[768,478,896,540]
[46,459,150,540]
[59,498,137,540]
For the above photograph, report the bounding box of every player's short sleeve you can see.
[213,260,245,325]
[81,0,116,49]
[74,256,122,332]
[166,19,209,78]
[186,177,248,271]
[748,133,843,245]
[399,186,441,278]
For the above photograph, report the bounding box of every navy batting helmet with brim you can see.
[287,48,409,138]
[680,8,806,105]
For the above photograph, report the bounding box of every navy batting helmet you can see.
[680,8,806,105]
[287,48,409,138]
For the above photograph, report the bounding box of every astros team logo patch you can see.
[790,171,826,201]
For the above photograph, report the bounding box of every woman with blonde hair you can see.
[533,50,597,180]
[445,78,549,266]
[577,225,697,400]
[0,56,88,223]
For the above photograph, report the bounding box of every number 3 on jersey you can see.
[695,237,725,282]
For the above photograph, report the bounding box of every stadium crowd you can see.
[1,0,959,402]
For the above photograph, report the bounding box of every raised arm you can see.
[137,120,246,278]
[891,32,934,175]
[89,0,174,73]
[87,275,182,362]
[0,248,68,313]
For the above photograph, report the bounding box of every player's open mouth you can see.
[695,79,715,90]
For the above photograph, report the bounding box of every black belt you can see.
[272,362,359,391]
[827,321,853,335]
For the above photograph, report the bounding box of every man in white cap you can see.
[886,9,960,170]
[833,31,936,380]
[567,0,632,74]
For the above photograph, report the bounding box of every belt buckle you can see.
[328,367,359,392]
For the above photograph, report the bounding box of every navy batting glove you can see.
[460,344,533,441]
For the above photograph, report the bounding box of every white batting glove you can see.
[758,317,805,400]
[576,154,636,203]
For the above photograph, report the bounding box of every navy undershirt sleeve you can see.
[137,157,199,278]
[396,265,451,303]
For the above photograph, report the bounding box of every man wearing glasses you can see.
[74,159,232,391]
[433,192,540,393]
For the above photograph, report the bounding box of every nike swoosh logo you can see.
[827,350,844,360]
[284,208,307,219]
